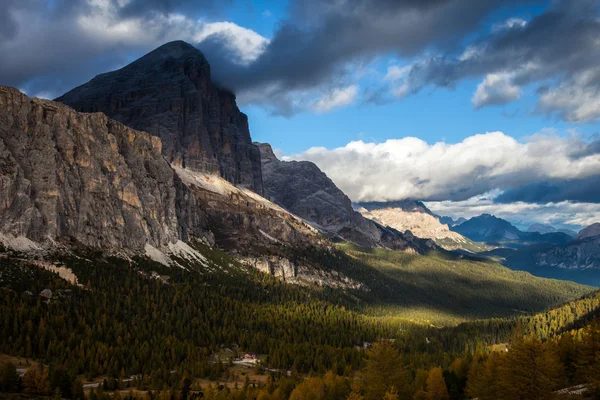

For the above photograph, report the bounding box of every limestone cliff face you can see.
[257,143,435,253]
[56,41,263,195]
[0,85,179,250]
[533,235,600,271]
[357,205,485,252]
[0,86,321,257]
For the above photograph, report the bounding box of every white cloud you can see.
[312,85,358,113]
[383,64,412,98]
[472,73,521,109]
[193,21,269,64]
[426,196,600,231]
[492,17,527,32]
[537,68,600,123]
[78,2,269,65]
[288,131,600,202]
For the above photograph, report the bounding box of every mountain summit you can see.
[57,40,264,194]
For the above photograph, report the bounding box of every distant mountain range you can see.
[441,216,600,286]
[527,223,577,238]
[449,214,573,246]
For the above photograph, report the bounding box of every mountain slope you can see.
[0,85,335,280]
[527,223,577,237]
[357,202,488,252]
[452,213,572,246]
[56,40,263,194]
[577,223,600,240]
[257,143,435,253]
[339,243,591,324]
[488,234,600,286]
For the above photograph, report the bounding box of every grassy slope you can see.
[339,244,593,325]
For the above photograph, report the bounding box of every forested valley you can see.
[1,243,600,400]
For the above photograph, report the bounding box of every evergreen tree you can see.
[497,335,564,400]
[23,365,50,396]
[0,362,20,393]
[361,341,408,400]
[425,368,449,400]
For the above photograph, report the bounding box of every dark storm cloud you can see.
[204,0,543,112]
[496,176,600,204]
[116,0,230,18]
[0,0,598,118]
[388,0,600,120]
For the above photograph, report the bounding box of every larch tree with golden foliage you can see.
[425,367,449,400]
[497,335,565,400]
[360,341,408,400]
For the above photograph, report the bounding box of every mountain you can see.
[356,202,488,252]
[2,85,360,285]
[527,223,557,234]
[487,235,600,286]
[527,223,577,238]
[257,143,435,252]
[56,41,263,194]
[577,222,600,240]
[452,213,572,246]
[438,216,466,227]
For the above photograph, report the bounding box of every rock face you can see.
[577,223,600,240]
[257,143,434,253]
[0,86,321,257]
[357,203,486,252]
[533,235,600,271]
[56,41,263,195]
[0,85,179,251]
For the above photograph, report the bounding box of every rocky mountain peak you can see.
[577,223,600,240]
[56,41,263,195]
[255,142,278,162]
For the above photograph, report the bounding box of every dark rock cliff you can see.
[0,85,180,250]
[56,41,263,195]
[0,85,320,256]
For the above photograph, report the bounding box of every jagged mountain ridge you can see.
[257,143,435,253]
[451,213,572,245]
[527,223,577,238]
[356,202,488,252]
[56,41,264,194]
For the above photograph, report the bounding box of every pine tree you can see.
[0,362,20,393]
[497,335,564,400]
[23,365,50,395]
[425,368,449,400]
[361,341,408,400]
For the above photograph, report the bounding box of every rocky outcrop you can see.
[0,86,322,259]
[56,41,263,195]
[239,256,365,289]
[533,235,600,271]
[257,143,435,253]
[357,204,486,252]
[0,85,179,251]
[577,223,600,240]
